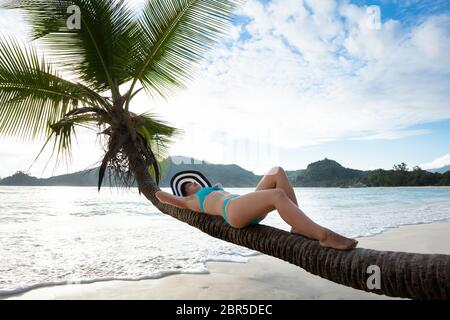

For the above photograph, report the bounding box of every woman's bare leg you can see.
[255,166,298,205]
[255,167,304,235]
[255,166,298,222]
[226,188,358,250]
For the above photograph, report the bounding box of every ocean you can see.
[1,186,450,297]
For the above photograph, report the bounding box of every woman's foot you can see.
[290,227,358,250]
[319,229,358,250]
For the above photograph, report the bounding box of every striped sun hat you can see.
[170,170,212,197]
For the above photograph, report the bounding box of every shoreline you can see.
[352,216,450,239]
[3,219,450,300]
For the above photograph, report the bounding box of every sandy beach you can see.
[4,220,450,300]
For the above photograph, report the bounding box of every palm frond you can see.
[135,111,182,160]
[97,132,130,191]
[29,112,101,176]
[126,0,240,103]
[2,0,138,95]
[134,111,182,184]
[0,36,110,143]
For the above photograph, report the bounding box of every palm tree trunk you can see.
[123,141,450,300]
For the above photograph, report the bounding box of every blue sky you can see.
[166,0,450,173]
[351,0,450,22]
[0,0,449,178]
[301,0,450,171]
[283,118,450,171]
[216,0,450,169]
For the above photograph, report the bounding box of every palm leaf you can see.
[3,0,138,96]
[30,112,100,175]
[97,131,130,191]
[135,111,182,184]
[136,111,181,160]
[0,36,109,143]
[126,0,240,104]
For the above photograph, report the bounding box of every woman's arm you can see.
[155,191,190,209]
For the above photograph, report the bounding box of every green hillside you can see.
[293,158,367,187]
[1,157,449,187]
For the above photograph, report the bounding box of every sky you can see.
[0,0,449,178]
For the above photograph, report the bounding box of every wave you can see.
[0,268,210,298]
[352,216,450,238]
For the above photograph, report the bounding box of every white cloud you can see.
[350,129,432,140]
[145,0,450,172]
[0,8,29,40]
[419,154,450,170]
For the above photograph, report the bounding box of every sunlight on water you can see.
[1,186,450,296]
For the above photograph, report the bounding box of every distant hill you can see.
[0,171,42,186]
[1,157,449,187]
[293,158,367,187]
[0,156,262,188]
[161,156,260,187]
[0,167,109,187]
[427,165,450,174]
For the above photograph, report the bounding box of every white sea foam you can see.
[1,186,449,297]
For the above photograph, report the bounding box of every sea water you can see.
[1,186,450,296]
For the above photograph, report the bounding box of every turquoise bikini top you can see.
[195,185,224,213]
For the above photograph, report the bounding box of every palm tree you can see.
[1,0,449,300]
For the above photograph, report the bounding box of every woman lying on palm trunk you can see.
[156,166,358,250]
